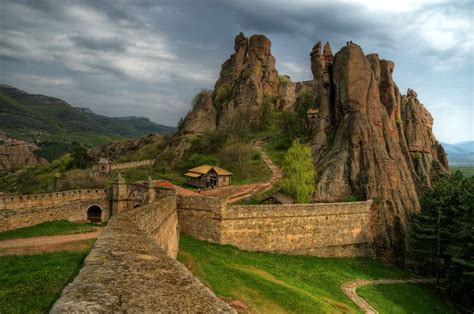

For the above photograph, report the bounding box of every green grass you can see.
[357,283,455,313]
[0,249,90,313]
[451,166,474,177]
[178,235,453,313]
[0,220,98,241]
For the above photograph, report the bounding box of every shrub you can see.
[278,74,291,83]
[67,146,93,170]
[176,153,219,172]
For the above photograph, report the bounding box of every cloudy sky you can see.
[1,0,472,143]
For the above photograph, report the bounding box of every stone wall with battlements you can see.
[178,195,374,257]
[0,189,108,210]
[0,190,109,232]
[51,195,233,313]
[110,159,153,171]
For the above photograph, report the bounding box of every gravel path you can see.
[0,228,103,255]
[341,278,436,313]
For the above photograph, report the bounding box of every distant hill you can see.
[0,84,176,161]
[442,141,474,166]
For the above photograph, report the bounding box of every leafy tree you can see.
[282,139,316,203]
[218,141,254,181]
[67,146,93,170]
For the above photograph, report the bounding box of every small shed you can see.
[184,165,233,188]
[97,158,111,174]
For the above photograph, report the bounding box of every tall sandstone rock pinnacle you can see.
[175,34,449,263]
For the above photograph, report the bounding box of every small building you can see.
[184,165,233,188]
[307,108,319,123]
[97,158,111,174]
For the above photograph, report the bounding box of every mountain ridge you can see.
[0,84,176,163]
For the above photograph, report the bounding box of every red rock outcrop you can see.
[181,33,279,134]
[172,35,449,262]
[0,135,47,170]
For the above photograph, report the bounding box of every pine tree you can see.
[408,173,462,290]
[447,176,474,309]
[282,139,316,203]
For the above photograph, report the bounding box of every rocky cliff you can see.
[173,34,449,262]
[0,135,47,170]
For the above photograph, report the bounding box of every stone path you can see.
[341,278,436,314]
[254,141,283,183]
[0,228,102,255]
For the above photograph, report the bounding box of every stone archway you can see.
[87,205,102,223]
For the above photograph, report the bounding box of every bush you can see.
[176,153,219,172]
[67,146,93,170]
[278,74,290,83]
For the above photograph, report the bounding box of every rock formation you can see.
[170,34,449,262]
[182,33,279,133]
[0,135,47,170]
[92,134,165,161]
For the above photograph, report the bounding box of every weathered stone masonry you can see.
[51,193,234,313]
[0,189,109,232]
[178,195,374,257]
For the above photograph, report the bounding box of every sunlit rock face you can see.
[175,35,449,263]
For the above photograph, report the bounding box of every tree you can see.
[218,141,253,181]
[446,176,474,309]
[408,173,462,290]
[408,171,474,309]
[67,146,93,170]
[282,139,316,203]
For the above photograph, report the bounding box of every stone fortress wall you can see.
[0,189,108,210]
[50,193,234,313]
[178,195,374,257]
[0,189,109,232]
[2,181,375,311]
[110,159,153,171]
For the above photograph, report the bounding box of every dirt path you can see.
[341,278,436,314]
[0,228,103,255]
[254,141,283,183]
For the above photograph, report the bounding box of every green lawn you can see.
[178,235,453,313]
[357,283,455,313]
[0,220,98,241]
[0,249,90,313]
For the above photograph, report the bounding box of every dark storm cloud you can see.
[0,0,472,142]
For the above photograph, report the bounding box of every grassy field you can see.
[0,220,98,241]
[0,248,90,313]
[178,235,453,313]
[450,166,474,177]
[357,283,455,313]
